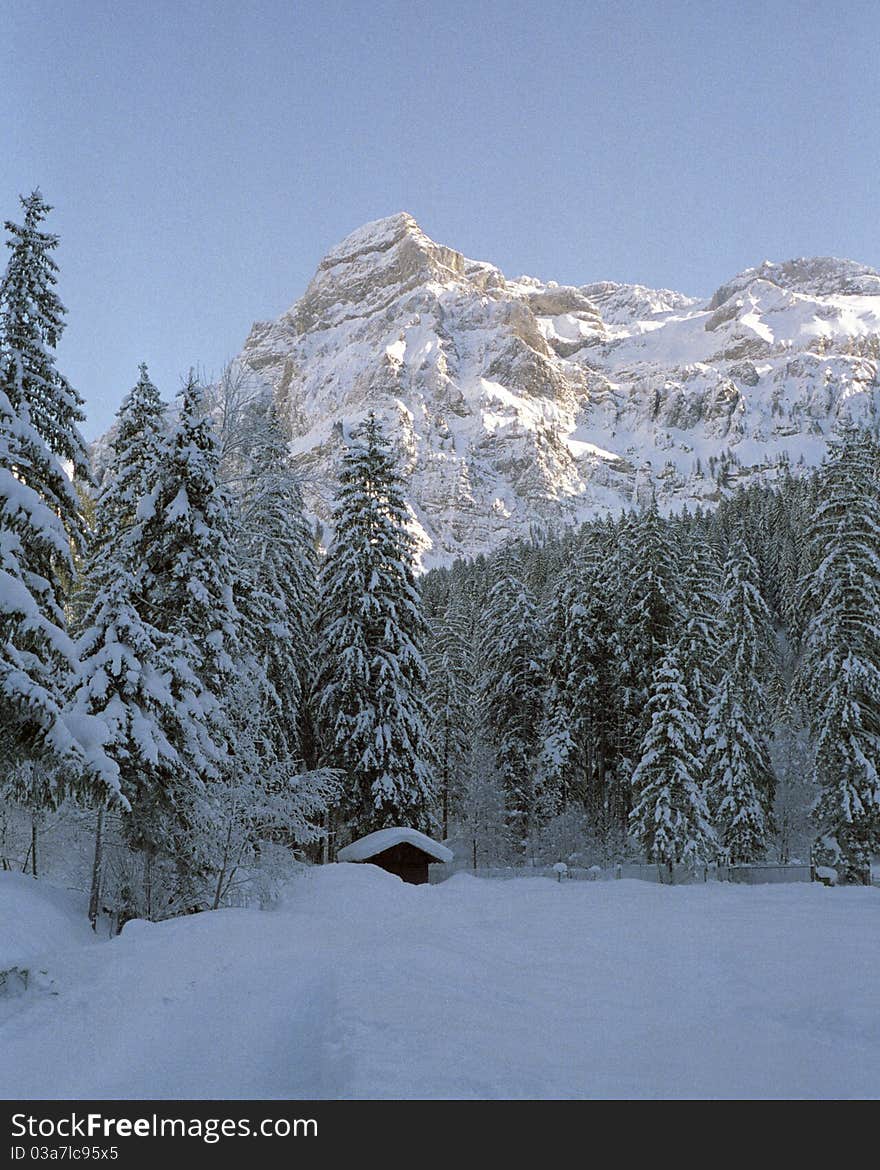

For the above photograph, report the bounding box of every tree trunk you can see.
[441,716,450,841]
[321,807,331,865]
[212,865,226,912]
[144,851,153,921]
[30,814,38,877]
[88,807,105,931]
[442,759,449,842]
[212,814,235,911]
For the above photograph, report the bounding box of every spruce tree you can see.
[540,561,588,817]
[615,502,682,824]
[235,402,317,765]
[139,373,239,694]
[478,564,544,850]
[539,530,616,825]
[704,535,777,862]
[75,365,166,618]
[316,412,435,833]
[0,191,89,484]
[799,426,880,881]
[0,190,117,796]
[426,590,474,838]
[629,646,715,879]
[73,369,201,888]
[97,365,165,531]
[678,529,721,731]
[121,374,239,897]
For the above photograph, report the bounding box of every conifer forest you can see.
[2,191,878,932]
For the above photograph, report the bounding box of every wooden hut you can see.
[337,827,453,885]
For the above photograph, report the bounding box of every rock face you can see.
[236,212,880,567]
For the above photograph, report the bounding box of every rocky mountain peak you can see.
[708,256,880,310]
[286,212,473,332]
[318,211,439,268]
[235,220,880,568]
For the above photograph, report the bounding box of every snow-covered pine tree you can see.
[779,475,816,647]
[316,412,435,834]
[704,535,778,863]
[539,552,585,817]
[798,426,880,882]
[201,375,329,859]
[72,369,209,911]
[0,191,90,486]
[810,655,880,882]
[97,365,165,529]
[75,365,166,618]
[677,527,721,732]
[122,373,239,898]
[478,562,544,851]
[139,373,239,695]
[0,190,118,799]
[235,400,318,766]
[629,645,715,880]
[426,588,475,838]
[539,528,616,825]
[623,501,682,680]
[615,501,682,825]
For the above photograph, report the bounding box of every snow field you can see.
[1,865,877,1099]
[0,873,95,971]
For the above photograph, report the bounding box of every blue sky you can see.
[3,0,877,437]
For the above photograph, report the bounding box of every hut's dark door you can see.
[372,842,430,885]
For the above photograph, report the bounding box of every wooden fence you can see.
[429,860,814,885]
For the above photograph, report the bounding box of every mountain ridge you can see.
[230,215,880,566]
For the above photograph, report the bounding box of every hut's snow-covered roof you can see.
[337,827,453,864]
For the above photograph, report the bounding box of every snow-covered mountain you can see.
[236,213,880,567]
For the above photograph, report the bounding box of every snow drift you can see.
[1,865,877,1099]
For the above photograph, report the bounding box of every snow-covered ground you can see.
[1,865,877,1099]
[0,873,96,970]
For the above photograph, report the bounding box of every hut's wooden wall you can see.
[370,842,431,885]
